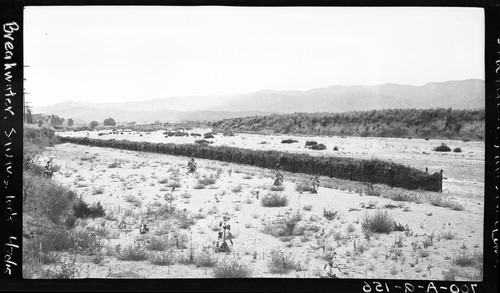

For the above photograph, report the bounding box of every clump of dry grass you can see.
[213,259,253,278]
[361,210,395,234]
[269,185,285,192]
[117,244,147,261]
[124,194,142,208]
[262,213,303,237]
[92,186,105,195]
[267,247,303,274]
[261,192,288,207]
[107,162,120,168]
[429,196,465,211]
[231,185,243,193]
[453,251,482,267]
[197,177,217,186]
[148,249,176,266]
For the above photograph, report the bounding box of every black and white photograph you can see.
[18,4,490,283]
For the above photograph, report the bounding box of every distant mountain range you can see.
[33,79,484,123]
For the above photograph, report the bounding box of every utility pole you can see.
[23,65,32,124]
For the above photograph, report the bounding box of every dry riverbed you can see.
[34,142,484,280]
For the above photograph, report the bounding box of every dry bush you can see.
[213,259,253,278]
[23,172,75,224]
[361,210,395,234]
[148,249,176,266]
[72,197,106,219]
[261,193,288,207]
[197,177,217,186]
[453,251,483,268]
[267,248,303,274]
[269,185,285,192]
[195,245,217,268]
[117,244,148,261]
[429,196,465,211]
[294,181,313,193]
[231,185,243,193]
[166,180,182,189]
[108,162,120,168]
[146,236,169,251]
[262,213,303,237]
[434,143,451,152]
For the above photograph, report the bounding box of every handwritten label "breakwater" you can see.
[2,21,19,276]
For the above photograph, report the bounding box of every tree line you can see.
[210,108,485,140]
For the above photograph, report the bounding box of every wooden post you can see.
[440,169,443,192]
[426,167,428,174]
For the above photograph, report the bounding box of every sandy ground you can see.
[58,129,484,199]
[35,138,484,280]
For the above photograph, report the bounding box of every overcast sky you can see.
[25,6,484,107]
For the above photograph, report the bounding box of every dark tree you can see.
[67,118,74,127]
[103,117,116,126]
[50,114,65,126]
[90,121,99,129]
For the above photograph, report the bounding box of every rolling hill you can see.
[32,79,484,123]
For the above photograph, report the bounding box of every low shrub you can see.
[389,192,415,202]
[192,183,205,189]
[305,141,318,146]
[333,146,339,151]
[118,244,148,261]
[166,180,182,189]
[281,139,298,144]
[434,143,451,152]
[92,186,105,195]
[195,139,213,145]
[176,212,196,229]
[73,197,105,219]
[429,196,464,211]
[261,193,288,207]
[146,236,168,251]
[295,181,313,193]
[453,252,482,267]
[268,247,303,274]
[23,172,74,224]
[323,208,339,221]
[269,185,285,192]
[213,259,253,278]
[365,186,381,197]
[39,229,75,252]
[195,245,217,268]
[361,210,395,234]
[309,143,326,150]
[108,162,120,168]
[148,250,176,266]
[453,147,462,153]
[231,185,243,193]
[262,214,302,237]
